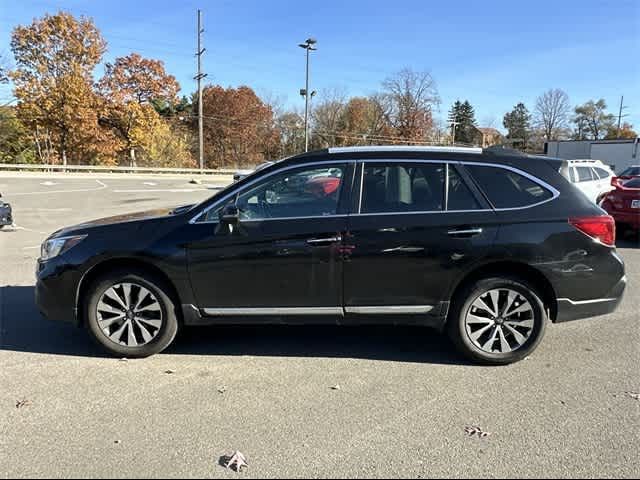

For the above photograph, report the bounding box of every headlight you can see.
[40,235,87,261]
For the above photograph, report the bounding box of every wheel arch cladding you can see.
[448,261,558,322]
[76,258,183,326]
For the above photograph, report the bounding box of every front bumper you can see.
[555,275,627,322]
[35,257,81,325]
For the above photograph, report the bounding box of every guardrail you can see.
[0,163,236,175]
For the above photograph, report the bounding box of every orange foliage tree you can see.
[201,85,279,168]
[98,53,181,166]
[10,12,119,164]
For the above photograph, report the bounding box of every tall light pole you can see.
[298,38,317,152]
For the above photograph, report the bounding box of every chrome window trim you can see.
[457,161,560,211]
[357,159,559,214]
[189,160,350,224]
[190,158,560,223]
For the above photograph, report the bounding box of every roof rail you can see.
[328,146,482,154]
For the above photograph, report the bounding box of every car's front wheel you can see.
[85,269,179,358]
[448,276,547,365]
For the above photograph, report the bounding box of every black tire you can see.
[85,269,179,358]
[447,276,547,365]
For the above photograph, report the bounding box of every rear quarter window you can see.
[466,165,554,209]
[576,167,594,182]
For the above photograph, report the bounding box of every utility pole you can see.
[617,95,628,138]
[298,38,317,152]
[450,121,459,146]
[195,9,207,171]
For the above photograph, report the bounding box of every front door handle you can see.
[307,235,342,245]
[447,228,483,237]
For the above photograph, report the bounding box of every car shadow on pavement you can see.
[617,231,640,249]
[0,285,468,365]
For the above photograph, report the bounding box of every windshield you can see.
[620,167,640,176]
[623,178,640,189]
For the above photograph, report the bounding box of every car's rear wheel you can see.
[448,276,547,365]
[85,270,179,358]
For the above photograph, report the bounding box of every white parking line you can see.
[10,180,108,196]
[11,225,50,235]
[112,188,205,193]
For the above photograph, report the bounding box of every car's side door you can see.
[342,160,498,322]
[186,162,353,320]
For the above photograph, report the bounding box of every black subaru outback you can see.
[36,146,626,364]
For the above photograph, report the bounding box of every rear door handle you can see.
[447,228,483,237]
[307,235,342,245]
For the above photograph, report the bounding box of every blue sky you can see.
[1,0,638,130]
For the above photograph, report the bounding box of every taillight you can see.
[569,215,616,247]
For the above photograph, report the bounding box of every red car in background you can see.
[600,176,640,233]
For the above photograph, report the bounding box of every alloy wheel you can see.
[96,282,163,347]
[464,288,535,354]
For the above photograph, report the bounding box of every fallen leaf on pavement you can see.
[465,426,491,438]
[221,451,248,472]
[15,399,32,409]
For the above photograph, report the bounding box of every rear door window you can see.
[593,167,610,179]
[448,166,481,210]
[576,167,594,182]
[466,165,554,209]
[361,163,445,213]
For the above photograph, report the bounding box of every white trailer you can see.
[545,138,639,173]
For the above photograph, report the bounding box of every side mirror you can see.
[219,204,240,225]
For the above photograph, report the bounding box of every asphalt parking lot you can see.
[0,173,638,478]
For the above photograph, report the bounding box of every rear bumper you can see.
[555,275,626,322]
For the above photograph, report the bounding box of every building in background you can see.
[545,138,640,173]
[473,127,503,148]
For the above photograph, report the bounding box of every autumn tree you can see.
[10,12,114,165]
[277,111,305,157]
[503,103,531,150]
[572,99,615,140]
[201,85,279,168]
[337,96,394,145]
[98,53,181,166]
[534,88,571,140]
[381,68,439,142]
[605,122,637,140]
[311,88,347,148]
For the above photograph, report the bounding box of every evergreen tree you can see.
[503,103,531,150]
[454,100,476,144]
